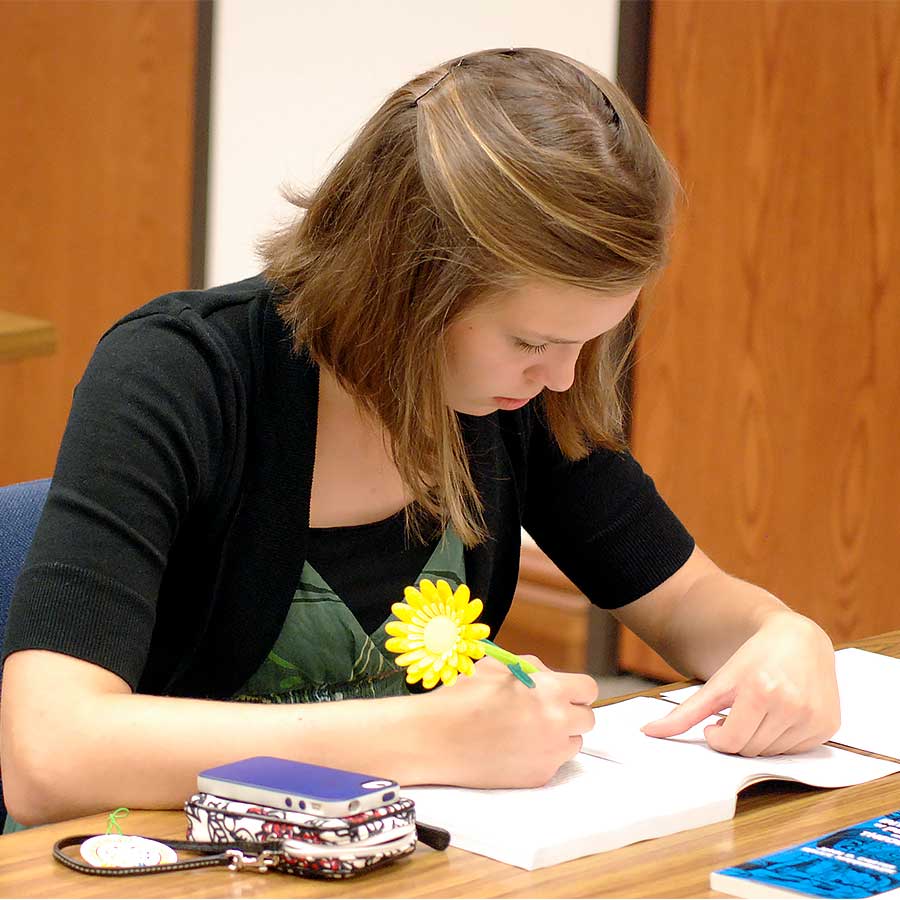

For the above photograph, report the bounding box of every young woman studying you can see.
[0,47,839,828]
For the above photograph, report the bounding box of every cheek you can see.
[479,344,521,385]
[444,328,484,388]
[450,327,491,369]
[446,323,523,392]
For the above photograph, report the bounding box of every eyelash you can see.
[514,339,549,355]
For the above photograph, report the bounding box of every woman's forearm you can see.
[1,648,599,825]
[4,685,436,825]
[652,570,816,681]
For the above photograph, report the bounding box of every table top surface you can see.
[2,629,899,899]
[0,309,57,362]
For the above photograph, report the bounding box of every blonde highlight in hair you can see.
[260,47,677,547]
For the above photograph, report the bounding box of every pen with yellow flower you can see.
[385,579,538,689]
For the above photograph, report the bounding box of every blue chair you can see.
[0,478,51,833]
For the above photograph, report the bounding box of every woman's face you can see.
[442,279,640,415]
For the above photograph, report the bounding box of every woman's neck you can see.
[310,365,411,528]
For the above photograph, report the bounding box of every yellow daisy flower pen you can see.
[384,579,538,690]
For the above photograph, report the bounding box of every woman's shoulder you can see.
[90,274,298,383]
[110,273,274,343]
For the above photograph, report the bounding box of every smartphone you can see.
[197,756,400,818]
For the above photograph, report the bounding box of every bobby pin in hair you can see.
[412,49,519,107]
[411,49,619,132]
[413,58,466,107]
[600,90,621,130]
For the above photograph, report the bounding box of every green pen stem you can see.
[478,639,538,673]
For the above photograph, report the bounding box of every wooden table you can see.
[0,310,57,361]
[2,630,899,898]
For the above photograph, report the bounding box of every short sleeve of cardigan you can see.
[2,309,238,688]
[522,415,695,609]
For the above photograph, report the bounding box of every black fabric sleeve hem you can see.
[522,433,698,609]
[2,562,155,691]
[529,489,695,611]
[580,491,696,609]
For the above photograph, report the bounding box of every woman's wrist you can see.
[756,605,830,644]
[298,691,455,786]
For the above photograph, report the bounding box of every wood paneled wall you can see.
[622,0,900,680]
[0,2,198,484]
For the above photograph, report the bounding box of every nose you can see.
[527,348,579,394]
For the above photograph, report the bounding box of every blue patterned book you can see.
[711,810,900,898]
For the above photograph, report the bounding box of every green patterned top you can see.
[233,525,466,703]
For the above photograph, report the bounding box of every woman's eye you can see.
[514,339,549,355]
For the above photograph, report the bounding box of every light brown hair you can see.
[260,47,677,547]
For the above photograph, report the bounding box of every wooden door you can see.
[622,0,900,680]
[0,2,199,485]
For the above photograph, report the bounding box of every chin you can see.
[448,398,499,417]
[453,405,495,417]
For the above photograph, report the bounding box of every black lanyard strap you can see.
[52,834,281,877]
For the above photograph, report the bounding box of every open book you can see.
[403,696,900,871]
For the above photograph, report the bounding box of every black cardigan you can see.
[3,276,694,698]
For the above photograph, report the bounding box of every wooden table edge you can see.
[0,310,58,361]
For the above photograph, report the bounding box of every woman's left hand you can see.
[640,611,841,756]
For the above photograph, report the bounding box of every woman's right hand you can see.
[420,655,598,788]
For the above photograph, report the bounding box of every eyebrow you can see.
[522,332,582,345]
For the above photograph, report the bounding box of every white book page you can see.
[403,753,729,870]
[583,696,900,790]
[830,648,900,758]
[660,649,900,760]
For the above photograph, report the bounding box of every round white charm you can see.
[80,834,178,868]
